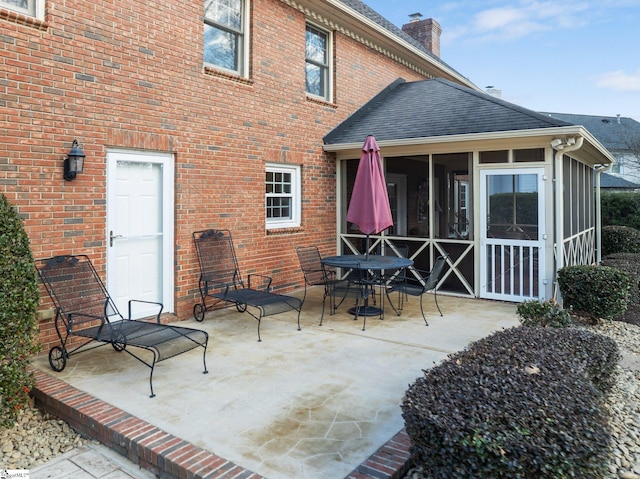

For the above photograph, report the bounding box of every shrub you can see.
[0,193,40,428]
[402,327,619,478]
[601,191,640,230]
[557,264,632,322]
[601,225,640,256]
[516,299,571,328]
[601,253,640,307]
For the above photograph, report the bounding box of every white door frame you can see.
[387,173,407,236]
[106,149,175,316]
[479,167,546,301]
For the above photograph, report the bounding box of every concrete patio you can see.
[32,287,518,479]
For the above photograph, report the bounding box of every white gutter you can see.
[551,136,583,300]
[595,162,613,264]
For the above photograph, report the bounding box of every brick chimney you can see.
[401,13,442,58]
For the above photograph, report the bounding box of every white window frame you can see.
[203,0,249,77]
[1,0,44,19]
[305,22,333,102]
[266,163,301,229]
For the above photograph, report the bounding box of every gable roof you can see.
[324,78,572,145]
[540,113,640,151]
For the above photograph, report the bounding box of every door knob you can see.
[109,230,123,247]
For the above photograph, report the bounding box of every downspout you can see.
[595,162,613,264]
[551,137,583,300]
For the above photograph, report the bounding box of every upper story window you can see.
[1,0,42,18]
[266,164,301,229]
[305,23,331,101]
[204,0,247,76]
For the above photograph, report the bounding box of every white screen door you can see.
[480,168,545,301]
[107,150,174,318]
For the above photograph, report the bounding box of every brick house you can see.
[1,0,614,350]
[1,0,472,349]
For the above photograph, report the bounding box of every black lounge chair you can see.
[36,255,209,397]
[193,229,303,341]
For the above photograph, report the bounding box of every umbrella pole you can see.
[365,234,370,260]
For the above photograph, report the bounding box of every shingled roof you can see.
[601,172,640,189]
[540,112,640,151]
[324,78,572,145]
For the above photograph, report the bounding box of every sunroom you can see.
[323,78,615,302]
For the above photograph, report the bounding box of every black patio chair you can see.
[387,254,449,326]
[193,229,303,341]
[296,245,344,325]
[296,246,363,326]
[36,255,209,398]
[378,244,410,313]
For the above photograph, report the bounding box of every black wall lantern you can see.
[63,139,86,181]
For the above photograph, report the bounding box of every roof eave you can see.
[324,126,616,166]
[286,0,479,90]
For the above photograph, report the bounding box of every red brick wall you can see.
[0,0,426,351]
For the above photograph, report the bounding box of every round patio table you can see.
[322,254,413,317]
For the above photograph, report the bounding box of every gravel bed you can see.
[0,405,94,470]
[1,321,638,476]
[404,320,640,479]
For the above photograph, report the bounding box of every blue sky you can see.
[361,0,640,122]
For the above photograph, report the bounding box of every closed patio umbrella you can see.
[347,135,393,259]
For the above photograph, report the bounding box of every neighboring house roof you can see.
[540,112,640,151]
[600,172,640,189]
[324,78,572,144]
[542,113,640,187]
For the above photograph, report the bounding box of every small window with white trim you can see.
[1,0,43,18]
[266,164,301,229]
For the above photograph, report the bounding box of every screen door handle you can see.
[110,230,124,247]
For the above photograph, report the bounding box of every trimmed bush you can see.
[601,225,640,256]
[601,253,640,307]
[402,327,619,478]
[516,299,571,328]
[557,265,632,322]
[0,193,40,428]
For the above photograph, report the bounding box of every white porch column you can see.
[551,137,583,299]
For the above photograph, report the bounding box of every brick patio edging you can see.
[32,369,413,479]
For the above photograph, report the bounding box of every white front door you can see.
[106,150,174,318]
[480,168,545,301]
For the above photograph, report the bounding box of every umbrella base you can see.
[348,305,382,316]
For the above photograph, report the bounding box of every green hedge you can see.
[0,193,40,428]
[557,264,632,321]
[601,253,640,307]
[601,191,640,229]
[601,225,640,256]
[402,327,619,478]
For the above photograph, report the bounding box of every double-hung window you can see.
[305,24,331,101]
[266,164,301,229]
[1,0,42,18]
[204,0,247,76]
